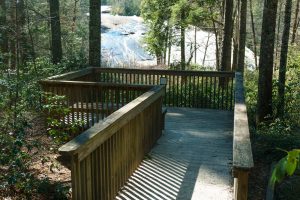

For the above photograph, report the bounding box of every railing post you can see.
[70,154,80,200]
[234,169,250,200]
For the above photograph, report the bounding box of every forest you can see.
[0,0,300,199]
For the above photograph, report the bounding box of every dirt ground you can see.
[0,116,71,199]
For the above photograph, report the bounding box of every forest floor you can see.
[248,128,300,200]
[0,115,72,199]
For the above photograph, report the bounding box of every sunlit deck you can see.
[42,68,253,200]
[116,107,233,200]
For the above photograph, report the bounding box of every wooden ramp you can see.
[116,107,234,200]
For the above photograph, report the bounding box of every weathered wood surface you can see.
[95,68,235,110]
[40,81,152,129]
[42,67,235,110]
[59,85,165,200]
[233,72,254,200]
[42,67,93,81]
[116,107,234,200]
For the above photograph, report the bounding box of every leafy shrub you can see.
[43,93,83,144]
[269,149,300,190]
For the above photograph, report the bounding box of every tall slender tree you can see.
[291,0,300,44]
[180,9,186,70]
[0,0,8,64]
[256,0,279,123]
[249,0,258,68]
[220,0,234,71]
[277,0,292,117]
[89,0,100,67]
[237,0,247,73]
[49,0,63,64]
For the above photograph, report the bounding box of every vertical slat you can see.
[209,76,213,108]
[226,77,230,110]
[196,76,200,108]
[230,77,234,110]
[201,76,204,108]
[213,76,217,109]
[95,86,99,123]
[91,87,95,126]
[176,75,179,107]
[85,86,90,128]
[86,155,92,199]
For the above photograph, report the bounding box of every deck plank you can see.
[116,107,233,200]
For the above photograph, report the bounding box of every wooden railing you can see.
[94,68,235,110]
[44,67,235,110]
[233,72,254,200]
[59,85,165,200]
[40,79,152,129]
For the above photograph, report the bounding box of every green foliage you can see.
[0,56,85,198]
[110,0,142,16]
[43,93,83,144]
[269,149,300,187]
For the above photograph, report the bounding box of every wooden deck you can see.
[116,107,234,200]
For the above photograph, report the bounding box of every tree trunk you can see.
[291,0,300,44]
[0,0,8,64]
[168,30,172,67]
[221,0,234,71]
[89,0,100,67]
[249,0,258,68]
[274,1,283,70]
[72,0,79,32]
[17,0,27,65]
[9,0,17,69]
[211,12,220,69]
[194,26,197,64]
[180,11,186,70]
[277,0,292,118]
[237,0,247,73]
[256,0,279,124]
[202,33,211,67]
[49,0,62,64]
[232,0,240,71]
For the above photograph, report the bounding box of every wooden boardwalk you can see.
[116,107,234,200]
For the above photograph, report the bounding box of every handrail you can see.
[94,67,235,110]
[39,80,154,90]
[59,85,164,159]
[58,85,165,200]
[43,67,93,80]
[40,81,153,129]
[233,72,254,200]
[93,67,235,77]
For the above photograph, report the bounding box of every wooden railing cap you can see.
[58,85,165,160]
[233,72,254,171]
[41,67,93,81]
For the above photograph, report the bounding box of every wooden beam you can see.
[42,67,93,81]
[59,85,165,161]
[233,72,254,200]
[93,67,235,78]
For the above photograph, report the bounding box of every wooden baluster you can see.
[95,86,99,123]
[226,77,229,110]
[85,87,90,128]
[221,78,224,110]
[209,76,213,108]
[105,88,109,117]
[196,76,200,108]
[188,76,192,107]
[100,144,105,200]
[205,76,209,108]
[230,77,234,110]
